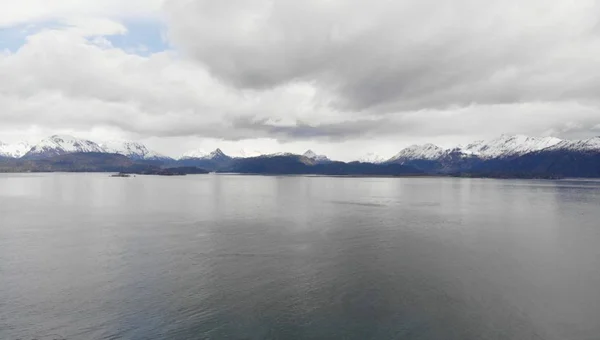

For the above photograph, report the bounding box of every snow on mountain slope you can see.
[357,153,387,164]
[101,141,170,160]
[181,148,231,161]
[546,137,600,153]
[0,141,32,158]
[303,150,331,162]
[206,148,231,161]
[181,149,209,159]
[24,135,104,158]
[233,149,264,158]
[263,152,297,157]
[460,135,562,159]
[387,144,445,163]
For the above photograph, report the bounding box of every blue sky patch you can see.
[0,22,62,52]
[105,19,170,55]
[0,19,169,55]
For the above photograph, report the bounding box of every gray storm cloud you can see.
[165,0,600,112]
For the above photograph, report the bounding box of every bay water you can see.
[1,174,599,339]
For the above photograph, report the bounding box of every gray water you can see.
[1,174,600,340]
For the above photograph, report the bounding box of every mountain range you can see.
[384,135,600,178]
[11,135,171,161]
[1,134,600,177]
[0,141,32,159]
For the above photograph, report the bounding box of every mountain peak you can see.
[0,141,32,158]
[460,135,562,159]
[387,143,445,163]
[100,140,170,161]
[181,148,231,160]
[234,149,264,158]
[264,152,296,157]
[303,150,317,158]
[24,135,104,159]
[302,150,330,162]
[547,136,600,153]
[50,134,76,140]
[211,148,225,156]
[208,148,230,160]
[357,153,386,164]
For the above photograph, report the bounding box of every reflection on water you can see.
[1,174,600,339]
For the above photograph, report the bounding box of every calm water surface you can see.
[1,174,599,340]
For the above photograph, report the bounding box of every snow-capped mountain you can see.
[0,141,32,158]
[24,135,105,159]
[303,150,331,163]
[387,143,445,163]
[181,148,231,161]
[379,134,572,173]
[546,137,600,153]
[181,149,209,159]
[357,153,387,164]
[4,132,600,177]
[261,152,297,158]
[384,135,564,164]
[206,148,232,161]
[177,148,233,171]
[100,141,170,161]
[233,149,264,158]
[459,135,562,159]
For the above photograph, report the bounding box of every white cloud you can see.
[1,0,600,160]
[0,0,164,27]
[164,0,600,111]
[63,17,128,36]
[0,22,371,157]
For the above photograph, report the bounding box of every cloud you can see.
[165,0,600,112]
[0,23,362,142]
[63,18,127,36]
[1,1,600,159]
[0,0,164,27]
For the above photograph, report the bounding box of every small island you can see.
[110,173,131,178]
[120,166,210,176]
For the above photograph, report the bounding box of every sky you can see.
[1,0,600,160]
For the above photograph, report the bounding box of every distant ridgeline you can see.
[0,152,421,176]
[1,134,600,178]
[0,153,207,175]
